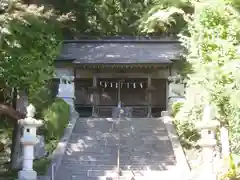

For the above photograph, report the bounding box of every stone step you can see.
[75,127,165,132]
[57,173,186,180]
[65,143,152,151]
[37,176,50,180]
[76,120,164,128]
[68,136,168,146]
[57,169,173,178]
[77,118,163,125]
[62,152,174,161]
[59,163,176,172]
[66,138,171,148]
[62,149,173,156]
[78,118,161,122]
[67,175,182,180]
[64,145,156,154]
[80,176,147,180]
[69,131,167,137]
[57,169,178,179]
[57,175,132,180]
[61,159,175,167]
[74,121,165,128]
[61,159,175,169]
[62,153,174,161]
[64,147,172,156]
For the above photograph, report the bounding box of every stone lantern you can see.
[196,105,220,180]
[18,104,43,180]
[57,75,75,112]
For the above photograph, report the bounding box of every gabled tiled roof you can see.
[56,38,183,64]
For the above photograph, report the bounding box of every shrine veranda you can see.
[53,38,185,117]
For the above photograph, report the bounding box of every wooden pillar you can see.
[92,75,98,117]
[147,76,152,118]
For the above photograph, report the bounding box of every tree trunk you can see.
[10,121,21,169]
[10,89,28,170]
[10,88,19,169]
[0,104,24,120]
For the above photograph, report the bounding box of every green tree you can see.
[177,0,240,153]
[35,0,188,37]
[140,0,240,154]
[0,1,62,93]
[138,0,191,34]
[0,0,64,169]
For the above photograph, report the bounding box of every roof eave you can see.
[63,39,180,44]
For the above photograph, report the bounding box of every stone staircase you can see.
[55,118,179,180]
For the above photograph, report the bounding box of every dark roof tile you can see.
[57,40,182,64]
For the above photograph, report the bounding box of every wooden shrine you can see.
[54,37,183,117]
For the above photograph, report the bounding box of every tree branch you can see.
[0,104,25,120]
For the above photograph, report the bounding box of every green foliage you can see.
[0,3,64,172]
[138,0,191,34]
[29,86,54,117]
[177,0,240,154]
[0,1,63,96]
[171,101,184,117]
[174,117,200,149]
[33,158,51,176]
[42,98,70,145]
[139,0,240,155]
[220,153,240,180]
[172,100,200,149]
[39,0,154,36]
[37,0,190,36]
[0,118,13,175]
[0,97,70,178]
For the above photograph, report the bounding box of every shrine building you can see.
[54,37,184,118]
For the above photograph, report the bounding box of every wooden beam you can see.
[93,73,150,78]
[73,63,170,69]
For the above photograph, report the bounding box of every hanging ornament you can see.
[140,82,143,88]
[116,82,118,88]
[104,82,107,88]
[127,82,130,88]
[133,82,136,88]
[100,81,103,86]
[110,82,113,88]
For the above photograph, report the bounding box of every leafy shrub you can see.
[171,101,184,117]
[29,87,54,118]
[172,96,202,149]
[174,118,200,149]
[41,98,70,144]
